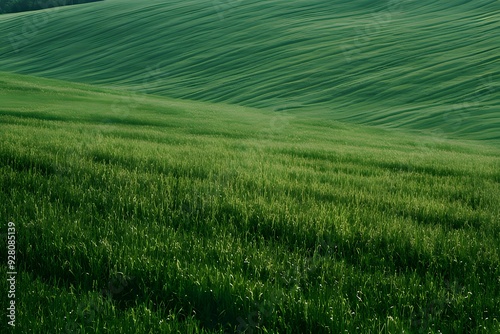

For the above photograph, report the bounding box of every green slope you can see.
[0,0,499,140]
[1,72,500,333]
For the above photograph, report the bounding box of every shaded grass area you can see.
[1,74,500,333]
[0,0,103,15]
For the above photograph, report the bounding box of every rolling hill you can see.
[0,0,499,140]
[1,71,500,333]
[1,1,500,332]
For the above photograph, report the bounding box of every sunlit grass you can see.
[1,73,499,333]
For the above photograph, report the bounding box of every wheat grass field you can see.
[1,1,500,333]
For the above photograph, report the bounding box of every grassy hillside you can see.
[0,0,499,140]
[1,72,500,333]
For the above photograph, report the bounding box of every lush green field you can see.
[1,72,500,333]
[0,0,499,140]
[1,0,500,332]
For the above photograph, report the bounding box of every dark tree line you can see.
[0,0,103,14]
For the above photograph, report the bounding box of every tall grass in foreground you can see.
[1,74,500,333]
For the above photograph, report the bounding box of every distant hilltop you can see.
[0,0,103,14]
[0,0,498,141]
